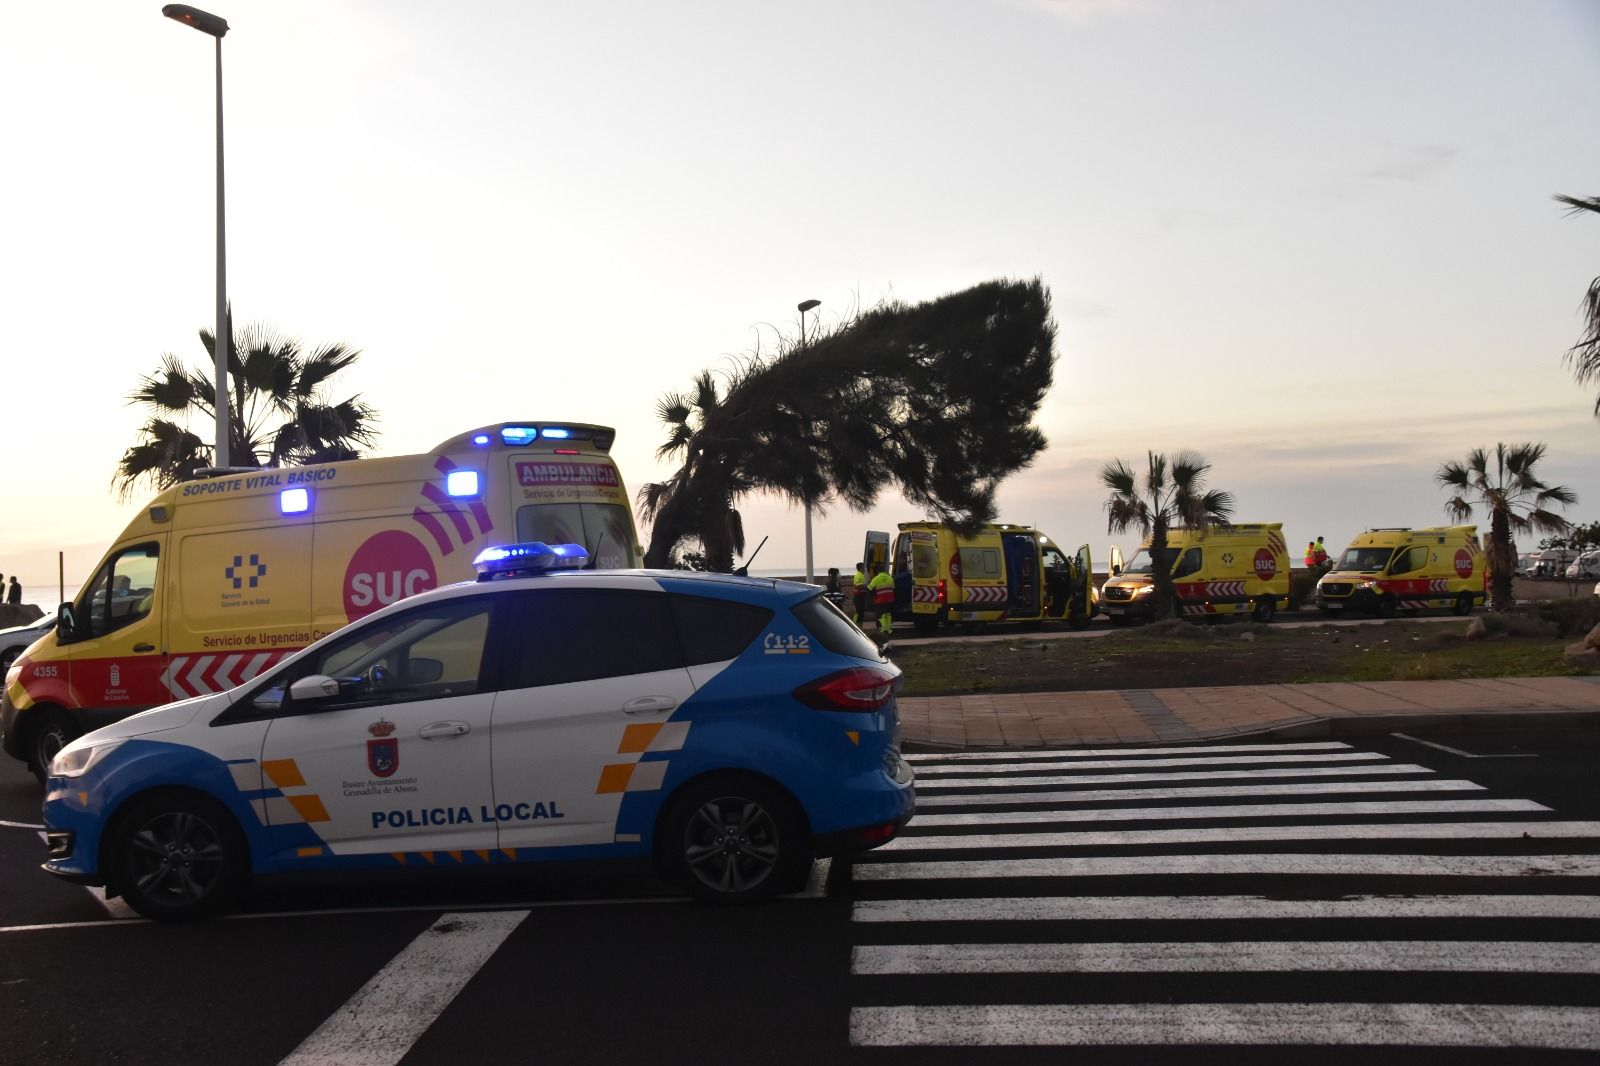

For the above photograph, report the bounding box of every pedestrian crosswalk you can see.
[846,739,1600,1054]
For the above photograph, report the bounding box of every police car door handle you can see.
[622,696,676,716]
[418,721,471,739]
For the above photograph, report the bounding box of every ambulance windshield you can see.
[516,503,634,569]
[1338,547,1395,572]
[1122,548,1177,576]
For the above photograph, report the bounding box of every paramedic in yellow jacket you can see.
[868,563,895,636]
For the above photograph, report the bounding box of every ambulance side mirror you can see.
[289,674,342,704]
[55,604,76,643]
[1111,565,1121,576]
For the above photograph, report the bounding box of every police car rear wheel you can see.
[662,778,807,904]
[111,794,245,921]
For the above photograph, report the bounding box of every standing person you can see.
[868,563,895,637]
[1314,536,1329,567]
[1303,542,1316,568]
[5,576,17,605]
[824,567,842,595]
[852,562,868,622]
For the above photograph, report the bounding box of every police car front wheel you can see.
[109,793,246,921]
[660,777,809,904]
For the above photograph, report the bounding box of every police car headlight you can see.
[50,740,124,779]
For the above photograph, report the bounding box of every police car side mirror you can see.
[289,674,342,704]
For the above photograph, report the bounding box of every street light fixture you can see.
[798,299,821,583]
[162,4,232,469]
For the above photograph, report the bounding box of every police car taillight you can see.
[793,666,898,712]
[473,541,589,580]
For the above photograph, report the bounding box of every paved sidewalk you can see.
[897,676,1600,750]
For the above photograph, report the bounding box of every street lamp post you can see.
[162,4,232,469]
[797,299,821,584]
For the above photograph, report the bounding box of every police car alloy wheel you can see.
[110,793,247,921]
[660,775,808,904]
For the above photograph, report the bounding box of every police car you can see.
[41,543,914,920]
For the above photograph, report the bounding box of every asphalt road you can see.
[1,727,1597,1064]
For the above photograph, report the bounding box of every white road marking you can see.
[913,777,1484,807]
[1392,732,1541,759]
[913,752,1391,775]
[872,820,1600,852]
[851,940,1600,975]
[904,741,1354,763]
[851,893,1600,923]
[915,763,1435,790]
[904,797,1548,828]
[279,910,528,1066]
[852,852,1600,880]
[848,1002,1600,1049]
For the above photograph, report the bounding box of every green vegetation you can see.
[1098,450,1233,621]
[1555,193,1600,416]
[889,618,1596,698]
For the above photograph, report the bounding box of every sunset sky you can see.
[2,0,1596,604]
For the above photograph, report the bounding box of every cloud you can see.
[1365,144,1460,183]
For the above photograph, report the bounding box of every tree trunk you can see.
[1489,508,1514,612]
[1149,522,1175,621]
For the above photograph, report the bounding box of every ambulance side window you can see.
[501,590,682,688]
[1172,547,1202,579]
[1389,546,1428,575]
[76,543,160,640]
[911,542,938,579]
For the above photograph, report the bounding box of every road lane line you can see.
[851,893,1600,923]
[1392,732,1541,759]
[852,852,1600,880]
[851,940,1600,975]
[914,778,1484,807]
[848,1003,1600,1049]
[278,910,527,1066]
[913,752,1391,775]
[916,764,1436,790]
[904,742,1353,762]
[872,820,1600,852]
[904,797,1547,828]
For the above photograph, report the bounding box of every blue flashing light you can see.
[471,434,491,446]
[540,427,571,440]
[445,469,481,498]
[473,541,589,578]
[280,487,310,514]
[500,426,538,445]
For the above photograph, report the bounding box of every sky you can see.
[2,0,1597,605]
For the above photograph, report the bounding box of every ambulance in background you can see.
[865,523,1096,634]
[1100,523,1291,623]
[2,422,640,781]
[1314,526,1485,617]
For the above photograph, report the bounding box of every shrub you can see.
[1478,611,1559,638]
[1532,597,1600,638]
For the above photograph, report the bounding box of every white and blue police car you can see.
[41,543,914,919]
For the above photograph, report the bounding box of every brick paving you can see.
[897,676,1600,749]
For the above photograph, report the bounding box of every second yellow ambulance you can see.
[1314,526,1485,616]
[1101,523,1292,623]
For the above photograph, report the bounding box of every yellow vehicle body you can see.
[2,422,640,776]
[1314,526,1485,617]
[868,523,1095,634]
[1101,523,1291,623]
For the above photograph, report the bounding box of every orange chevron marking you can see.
[261,759,305,789]
[618,723,664,753]
[596,763,636,793]
[287,794,331,823]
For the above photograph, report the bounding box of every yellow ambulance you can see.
[1100,522,1291,623]
[865,523,1096,634]
[2,422,640,780]
[1314,526,1485,617]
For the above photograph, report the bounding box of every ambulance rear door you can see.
[1000,532,1040,618]
[863,531,890,575]
[1075,544,1096,623]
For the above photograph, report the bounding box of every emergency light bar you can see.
[473,541,589,579]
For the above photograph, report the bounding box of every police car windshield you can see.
[1122,548,1176,576]
[516,503,632,569]
[1338,547,1395,572]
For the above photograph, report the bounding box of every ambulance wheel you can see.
[1251,598,1276,623]
[109,792,246,921]
[1376,596,1397,619]
[1453,593,1474,616]
[659,775,808,904]
[28,712,79,786]
[1067,609,1092,631]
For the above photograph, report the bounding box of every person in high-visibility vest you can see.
[1313,536,1329,567]
[867,563,895,636]
[851,562,868,622]
[1304,541,1317,568]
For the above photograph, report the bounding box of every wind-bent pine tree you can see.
[640,278,1057,572]
[1099,450,1235,622]
[1437,442,1576,612]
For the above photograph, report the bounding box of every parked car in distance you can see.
[0,615,55,674]
[1563,551,1600,581]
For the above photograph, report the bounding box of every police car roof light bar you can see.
[473,541,590,579]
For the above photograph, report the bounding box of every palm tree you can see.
[1555,195,1600,415]
[640,278,1057,570]
[1100,450,1234,621]
[115,321,377,498]
[1437,443,1576,611]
